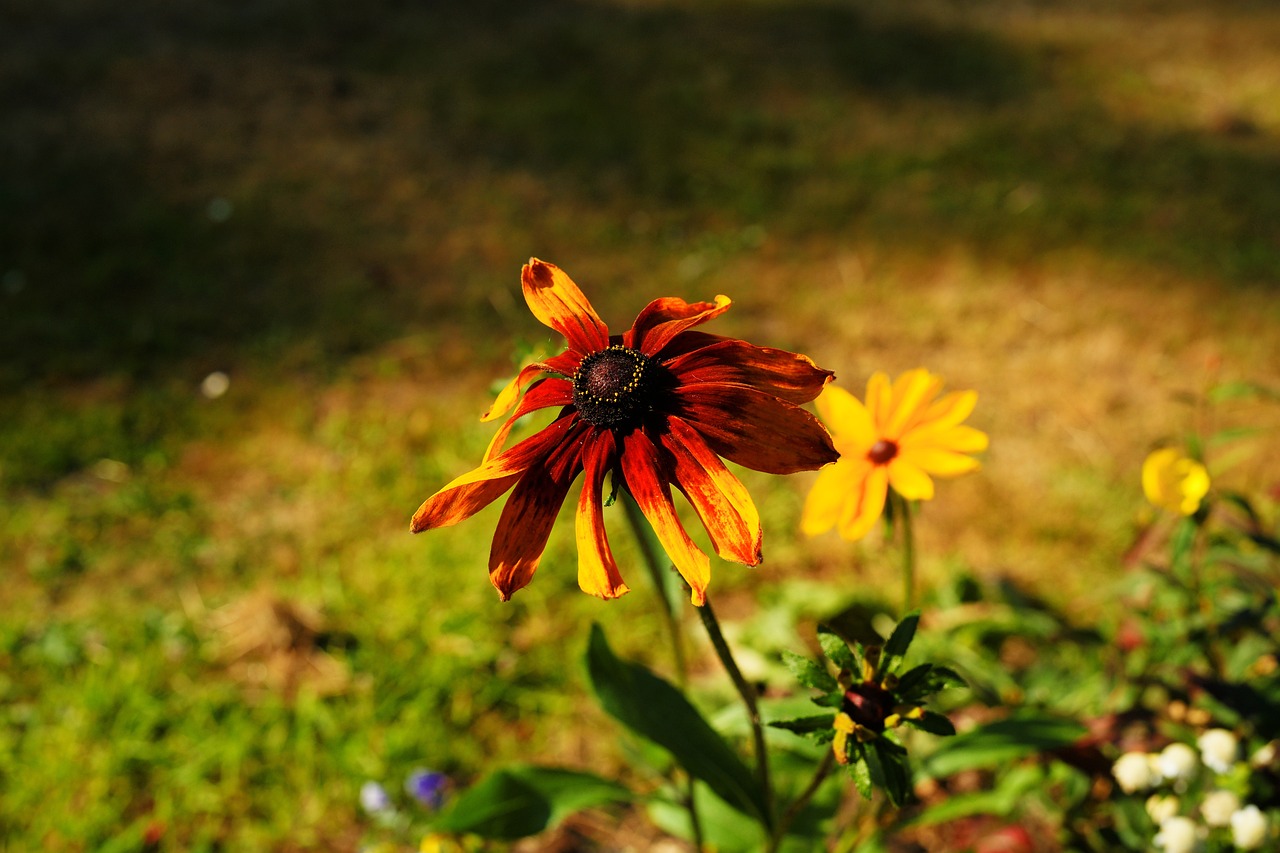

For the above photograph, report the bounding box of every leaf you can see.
[920,714,1087,779]
[882,611,920,674]
[907,764,1043,826]
[430,765,631,839]
[817,625,857,671]
[907,711,956,737]
[585,624,769,824]
[896,664,966,704]
[781,650,838,692]
[648,782,765,853]
[768,714,837,735]
[865,738,913,807]
[847,749,873,799]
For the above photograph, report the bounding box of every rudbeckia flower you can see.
[801,369,988,541]
[411,259,837,605]
[1142,448,1210,516]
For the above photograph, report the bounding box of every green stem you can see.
[895,492,916,612]
[697,597,775,831]
[768,749,835,851]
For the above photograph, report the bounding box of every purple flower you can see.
[359,780,392,814]
[404,768,449,809]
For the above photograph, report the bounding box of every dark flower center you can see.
[868,439,898,465]
[573,345,657,429]
[842,682,896,733]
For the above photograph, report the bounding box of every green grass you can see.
[3,0,1279,848]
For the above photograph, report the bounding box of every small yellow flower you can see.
[802,369,988,541]
[1142,448,1210,516]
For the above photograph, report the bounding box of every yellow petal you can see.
[898,447,982,478]
[815,384,875,449]
[909,389,978,435]
[801,458,866,536]
[837,464,889,541]
[887,459,935,501]
[903,424,989,455]
[883,369,943,439]
[865,372,892,430]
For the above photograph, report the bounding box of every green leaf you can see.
[430,765,632,839]
[781,650,838,692]
[907,763,1043,826]
[768,714,837,735]
[882,611,920,674]
[920,714,1087,778]
[865,738,913,807]
[847,749,873,799]
[906,711,956,737]
[585,624,769,824]
[817,625,858,672]
[648,783,765,853]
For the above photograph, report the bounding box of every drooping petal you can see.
[410,418,574,532]
[576,430,629,600]
[815,384,877,451]
[627,295,733,356]
[619,428,711,606]
[663,340,833,405]
[673,383,838,474]
[521,259,610,354]
[660,416,762,566]
[488,420,591,600]
[886,458,935,501]
[801,457,869,537]
[882,369,944,440]
[837,464,890,541]
[483,377,574,462]
[898,446,983,478]
[482,351,580,423]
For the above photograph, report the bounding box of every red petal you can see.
[664,339,834,404]
[410,417,576,533]
[482,350,580,423]
[483,377,573,462]
[488,419,591,601]
[673,383,838,474]
[521,259,610,354]
[619,429,711,605]
[576,430,629,600]
[660,417,762,566]
[625,295,732,356]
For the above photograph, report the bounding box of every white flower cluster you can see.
[1112,729,1273,852]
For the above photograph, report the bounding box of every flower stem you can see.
[697,597,775,832]
[768,749,835,852]
[894,491,917,612]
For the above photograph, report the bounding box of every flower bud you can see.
[1200,789,1240,827]
[1231,805,1269,851]
[1146,794,1180,825]
[1153,815,1200,853]
[1158,742,1199,786]
[1113,751,1158,794]
[1197,728,1238,774]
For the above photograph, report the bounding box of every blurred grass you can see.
[2,0,1279,848]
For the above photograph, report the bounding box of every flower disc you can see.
[573,345,657,429]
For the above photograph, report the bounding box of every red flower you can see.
[411,259,837,604]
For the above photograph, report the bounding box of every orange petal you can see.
[483,377,573,462]
[521,259,610,354]
[410,419,572,532]
[663,339,834,405]
[482,351,580,423]
[837,464,889,541]
[488,420,590,600]
[673,383,838,474]
[661,417,762,566]
[576,430,629,600]
[627,295,732,356]
[620,429,711,606]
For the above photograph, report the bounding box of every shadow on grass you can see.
[2,0,1277,388]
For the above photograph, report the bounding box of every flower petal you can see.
[801,457,868,536]
[483,377,574,462]
[898,446,982,478]
[909,389,978,436]
[620,428,711,606]
[837,464,889,541]
[865,372,892,429]
[410,418,573,532]
[673,383,838,474]
[815,384,876,451]
[664,340,834,405]
[661,416,762,566]
[521,259,610,354]
[626,295,733,356]
[482,351,580,423]
[488,420,590,600]
[883,369,944,439]
[887,458,935,501]
[576,430,629,600]
[904,423,989,455]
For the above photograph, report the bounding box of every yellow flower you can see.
[1142,448,1210,515]
[802,369,988,541]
